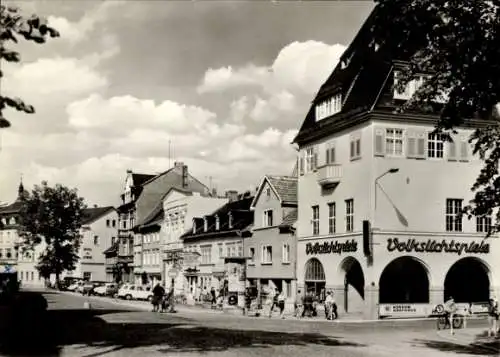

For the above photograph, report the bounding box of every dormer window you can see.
[315,93,342,121]
[393,70,449,104]
[9,217,15,225]
[228,213,233,229]
[204,218,208,232]
[215,215,220,230]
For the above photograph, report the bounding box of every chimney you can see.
[225,190,239,202]
[174,162,188,188]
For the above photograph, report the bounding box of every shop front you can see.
[297,233,499,320]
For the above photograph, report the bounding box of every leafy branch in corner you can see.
[0,5,59,128]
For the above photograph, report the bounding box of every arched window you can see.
[305,258,325,281]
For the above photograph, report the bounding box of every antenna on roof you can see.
[168,140,171,169]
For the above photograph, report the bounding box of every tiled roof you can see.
[181,196,254,240]
[267,176,297,204]
[81,206,115,225]
[280,209,297,228]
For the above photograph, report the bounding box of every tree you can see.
[0,5,59,128]
[19,181,86,288]
[369,0,500,235]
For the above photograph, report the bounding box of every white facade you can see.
[162,190,227,294]
[66,209,118,282]
[297,118,500,319]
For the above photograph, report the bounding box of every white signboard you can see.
[379,303,432,318]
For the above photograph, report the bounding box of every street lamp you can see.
[374,168,399,227]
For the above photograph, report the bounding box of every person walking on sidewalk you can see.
[488,297,499,337]
[444,296,457,335]
[268,288,278,318]
[324,291,335,320]
[277,291,286,319]
[294,290,304,318]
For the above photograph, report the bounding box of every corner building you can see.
[294,8,499,320]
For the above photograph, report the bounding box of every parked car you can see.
[67,280,84,292]
[117,284,153,301]
[94,283,119,297]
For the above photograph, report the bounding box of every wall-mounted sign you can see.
[387,238,489,255]
[306,240,358,255]
[379,303,432,318]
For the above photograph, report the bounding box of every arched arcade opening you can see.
[340,257,365,313]
[379,256,430,304]
[444,257,490,303]
[304,258,325,301]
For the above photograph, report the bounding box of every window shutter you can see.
[459,136,469,162]
[374,128,385,157]
[330,147,336,164]
[406,131,416,158]
[416,132,427,159]
[350,140,355,159]
[356,138,361,157]
[326,147,330,165]
[299,156,304,175]
[447,136,458,161]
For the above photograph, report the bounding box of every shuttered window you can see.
[374,128,385,156]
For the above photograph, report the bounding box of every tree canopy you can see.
[0,5,59,128]
[19,181,86,285]
[370,0,500,235]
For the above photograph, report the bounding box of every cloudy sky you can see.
[1,0,374,207]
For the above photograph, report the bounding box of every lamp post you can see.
[374,168,399,229]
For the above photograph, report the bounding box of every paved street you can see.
[1,290,498,357]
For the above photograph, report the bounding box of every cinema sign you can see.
[387,238,490,255]
[306,240,358,255]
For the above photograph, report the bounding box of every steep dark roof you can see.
[280,209,298,228]
[181,197,254,240]
[0,200,23,215]
[132,173,155,187]
[138,208,164,231]
[81,206,115,225]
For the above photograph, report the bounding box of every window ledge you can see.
[350,156,361,162]
[282,262,291,265]
[261,262,273,266]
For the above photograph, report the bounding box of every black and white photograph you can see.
[0,0,499,356]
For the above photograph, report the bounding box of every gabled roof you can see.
[250,175,297,208]
[181,196,254,240]
[81,206,115,225]
[0,200,23,215]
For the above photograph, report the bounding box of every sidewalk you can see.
[435,325,500,355]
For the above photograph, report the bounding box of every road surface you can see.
[1,290,497,357]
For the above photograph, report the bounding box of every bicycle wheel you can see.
[437,316,447,330]
[452,315,463,329]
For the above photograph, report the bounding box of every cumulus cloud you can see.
[48,1,125,44]
[197,41,346,125]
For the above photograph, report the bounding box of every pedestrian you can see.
[210,287,217,309]
[277,290,286,319]
[294,290,303,318]
[443,296,457,335]
[487,297,499,338]
[302,291,313,318]
[152,283,165,312]
[324,291,334,320]
[268,288,277,318]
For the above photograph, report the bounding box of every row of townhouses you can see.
[1,6,498,319]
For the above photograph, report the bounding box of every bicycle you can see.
[436,312,464,330]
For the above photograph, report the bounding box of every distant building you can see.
[64,206,118,282]
[130,162,211,285]
[181,194,254,305]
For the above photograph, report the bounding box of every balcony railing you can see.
[317,164,343,187]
